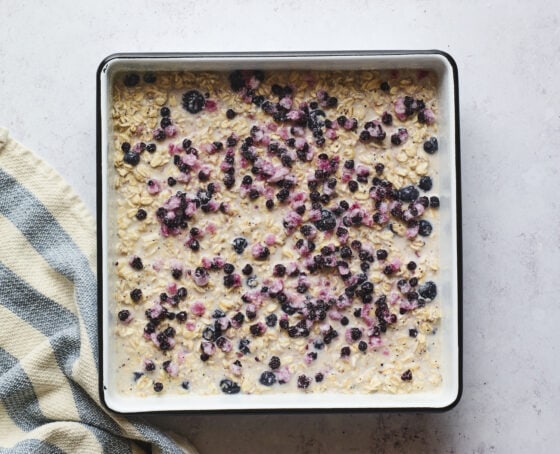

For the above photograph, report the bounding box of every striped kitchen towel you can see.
[0,127,196,453]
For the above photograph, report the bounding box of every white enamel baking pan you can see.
[97,51,462,414]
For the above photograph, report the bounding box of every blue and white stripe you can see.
[0,128,191,453]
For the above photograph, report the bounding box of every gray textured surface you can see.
[1,0,559,452]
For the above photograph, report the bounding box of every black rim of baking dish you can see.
[96,50,462,415]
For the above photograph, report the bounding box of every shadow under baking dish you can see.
[97,50,462,414]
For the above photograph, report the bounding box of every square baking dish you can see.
[97,51,462,414]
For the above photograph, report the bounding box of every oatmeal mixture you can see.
[110,68,443,396]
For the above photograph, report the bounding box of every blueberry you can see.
[407,261,417,270]
[340,316,349,326]
[135,209,147,220]
[160,106,171,117]
[242,175,253,185]
[313,209,336,232]
[176,311,187,322]
[220,379,241,394]
[418,281,437,300]
[182,90,205,114]
[259,371,277,386]
[423,137,438,154]
[266,199,274,210]
[358,341,368,352]
[228,70,245,92]
[181,381,190,390]
[226,109,236,119]
[223,263,235,274]
[419,176,433,191]
[430,196,440,208]
[380,81,390,92]
[350,328,362,341]
[297,375,311,389]
[233,312,245,325]
[276,188,290,202]
[340,346,351,357]
[121,142,131,153]
[250,323,264,336]
[241,264,253,275]
[130,288,142,302]
[223,274,235,288]
[409,328,418,338]
[163,327,176,338]
[399,185,419,202]
[359,130,371,142]
[265,313,278,327]
[326,96,338,107]
[123,73,140,87]
[257,247,270,260]
[252,95,265,106]
[130,257,143,270]
[143,73,156,83]
[123,152,140,166]
[232,237,248,254]
[269,356,281,370]
[171,268,182,279]
[189,239,200,251]
[381,112,393,125]
[154,129,166,141]
[202,326,216,341]
[223,174,235,188]
[160,117,172,128]
[418,220,433,237]
[348,180,358,192]
[153,382,164,392]
[212,309,225,319]
[361,282,374,294]
[118,310,130,321]
[376,249,388,260]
